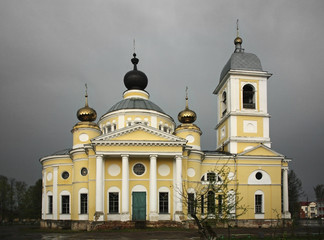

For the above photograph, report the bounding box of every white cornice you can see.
[238,144,284,157]
[95,151,183,156]
[40,155,71,163]
[214,70,272,94]
[92,124,186,144]
[215,112,270,130]
[93,140,185,147]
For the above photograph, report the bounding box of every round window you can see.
[255,172,263,180]
[133,163,145,176]
[62,171,69,179]
[81,167,88,176]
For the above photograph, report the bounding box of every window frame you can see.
[254,190,264,215]
[108,192,119,214]
[242,84,256,109]
[188,193,195,215]
[61,195,70,214]
[48,195,53,214]
[159,192,169,214]
[80,193,88,214]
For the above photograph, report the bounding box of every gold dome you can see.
[178,109,196,124]
[77,106,97,122]
[77,84,97,122]
[234,36,242,44]
[178,87,196,124]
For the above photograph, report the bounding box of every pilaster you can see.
[121,154,130,221]
[149,155,158,221]
[174,155,184,222]
[95,155,104,221]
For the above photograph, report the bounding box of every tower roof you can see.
[219,52,263,82]
[219,29,263,82]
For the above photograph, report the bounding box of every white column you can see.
[95,155,104,221]
[149,155,158,221]
[121,154,130,221]
[174,155,184,221]
[53,167,58,220]
[282,167,291,219]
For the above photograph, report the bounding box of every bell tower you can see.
[213,32,272,154]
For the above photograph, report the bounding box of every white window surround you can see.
[158,186,170,220]
[132,184,147,192]
[59,190,71,220]
[132,162,147,176]
[78,188,88,220]
[107,186,121,221]
[248,170,271,185]
[227,190,236,215]
[241,82,258,110]
[254,190,265,219]
[201,172,223,185]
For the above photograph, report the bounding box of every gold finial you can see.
[133,38,136,54]
[185,86,189,109]
[85,83,88,106]
[234,19,243,52]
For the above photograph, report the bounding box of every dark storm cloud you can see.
[0,0,323,199]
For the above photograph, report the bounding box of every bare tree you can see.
[179,164,247,240]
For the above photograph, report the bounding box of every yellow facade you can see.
[40,37,291,228]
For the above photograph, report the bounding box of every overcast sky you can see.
[0,0,323,200]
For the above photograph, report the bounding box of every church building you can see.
[40,34,291,229]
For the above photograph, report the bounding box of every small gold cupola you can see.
[72,84,100,149]
[77,84,97,122]
[178,87,197,124]
[175,87,202,150]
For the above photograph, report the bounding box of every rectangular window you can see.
[109,192,119,213]
[188,193,195,215]
[80,193,88,214]
[207,172,216,182]
[201,195,204,215]
[208,191,215,214]
[159,192,168,214]
[61,195,70,214]
[218,195,222,215]
[48,196,53,214]
[255,194,262,214]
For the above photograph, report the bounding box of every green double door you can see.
[132,192,146,221]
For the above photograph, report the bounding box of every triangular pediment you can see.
[238,144,284,157]
[92,124,186,145]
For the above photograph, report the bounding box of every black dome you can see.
[124,53,148,90]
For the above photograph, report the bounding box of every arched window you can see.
[201,172,222,184]
[221,91,227,117]
[243,84,255,109]
[254,190,264,215]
